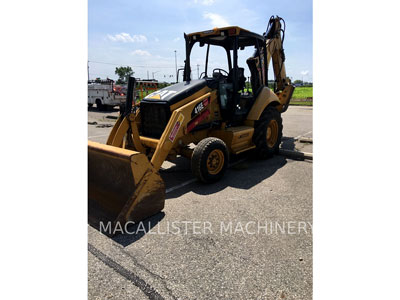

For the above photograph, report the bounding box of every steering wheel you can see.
[212,68,229,77]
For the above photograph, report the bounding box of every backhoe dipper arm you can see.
[265,16,290,92]
[264,16,294,112]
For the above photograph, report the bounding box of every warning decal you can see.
[169,113,184,142]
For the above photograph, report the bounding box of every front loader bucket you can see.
[88,141,165,235]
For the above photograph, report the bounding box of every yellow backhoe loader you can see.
[88,16,294,233]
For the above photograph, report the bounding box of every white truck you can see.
[88,79,126,111]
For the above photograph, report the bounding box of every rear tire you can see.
[191,137,228,183]
[253,106,282,159]
[96,99,104,111]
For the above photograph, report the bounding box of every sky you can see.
[88,0,312,83]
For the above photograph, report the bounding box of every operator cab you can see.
[184,26,268,122]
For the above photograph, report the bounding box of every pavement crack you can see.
[117,245,179,300]
[88,243,165,300]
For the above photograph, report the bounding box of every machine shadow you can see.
[88,106,120,113]
[111,212,165,247]
[165,153,287,199]
[111,154,287,247]
[160,156,191,173]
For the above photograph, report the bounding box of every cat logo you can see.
[146,90,177,100]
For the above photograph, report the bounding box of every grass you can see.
[290,101,313,106]
[135,86,313,105]
[290,86,313,106]
[292,86,313,99]
[136,89,154,101]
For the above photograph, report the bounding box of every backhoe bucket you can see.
[88,141,165,235]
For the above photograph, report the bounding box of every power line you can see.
[88,60,175,69]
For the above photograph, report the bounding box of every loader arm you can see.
[88,77,165,235]
[150,91,214,170]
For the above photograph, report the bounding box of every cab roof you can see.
[185,26,265,49]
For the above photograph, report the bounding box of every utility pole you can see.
[197,64,200,79]
[174,50,177,83]
[152,71,160,80]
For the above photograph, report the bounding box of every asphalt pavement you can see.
[88,105,313,300]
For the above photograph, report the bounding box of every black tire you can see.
[96,99,104,111]
[253,106,283,159]
[88,103,93,108]
[191,137,229,183]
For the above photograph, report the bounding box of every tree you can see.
[293,79,303,85]
[115,66,133,84]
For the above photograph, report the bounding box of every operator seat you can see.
[219,67,247,120]
[227,67,246,91]
[246,49,262,96]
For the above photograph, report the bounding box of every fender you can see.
[246,87,280,121]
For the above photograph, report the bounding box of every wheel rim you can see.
[207,149,224,175]
[266,119,279,148]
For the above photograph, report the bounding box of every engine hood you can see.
[141,79,208,106]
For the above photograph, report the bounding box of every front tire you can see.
[253,106,283,159]
[191,137,228,183]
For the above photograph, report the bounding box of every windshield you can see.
[189,43,230,79]
[186,41,260,84]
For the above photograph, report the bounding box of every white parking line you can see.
[294,130,313,141]
[166,178,197,194]
[88,134,110,139]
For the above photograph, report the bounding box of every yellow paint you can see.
[148,94,161,99]
[140,136,159,149]
[210,126,255,154]
[246,87,280,121]
[177,113,184,124]
[207,149,224,175]
[187,26,249,38]
[169,86,211,111]
[266,119,279,148]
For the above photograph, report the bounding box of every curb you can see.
[279,148,313,160]
[299,137,313,143]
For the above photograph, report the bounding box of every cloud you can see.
[194,0,215,5]
[173,37,180,42]
[203,12,229,27]
[131,49,151,56]
[107,33,147,43]
[154,37,160,42]
[300,70,309,75]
